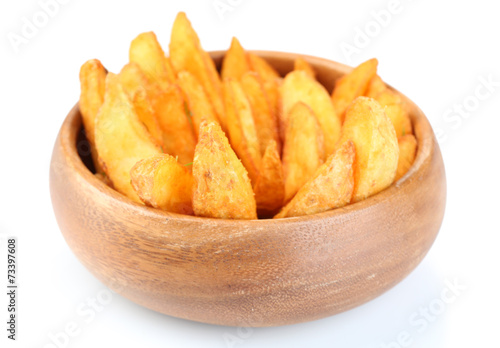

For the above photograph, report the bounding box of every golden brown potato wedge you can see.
[374,90,413,137]
[248,53,281,119]
[332,58,378,121]
[176,70,219,138]
[248,53,280,81]
[282,102,324,203]
[261,77,281,130]
[118,63,163,147]
[294,57,316,79]
[253,140,285,218]
[94,73,161,203]
[221,37,250,80]
[223,78,262,183]
[365,74,386,98]
[154,84,196,165]
[281,70,341,157]
[240,71,281,155]
[129,32,171,90]
[275,140,355,218]
[192,121,257,219]
[129,89,164,148]
[340,96,399,203]
[119,62,195,159]
[395,134,417,181]
[164,57,176,83]
[130,154,194,214]
[118,62,149,94]
[79,59,107,172]
[169,12,225,128]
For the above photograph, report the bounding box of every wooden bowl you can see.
[50,51,446,327]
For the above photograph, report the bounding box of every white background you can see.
[1,0,499,347]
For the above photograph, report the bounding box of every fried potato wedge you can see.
[129,32,171,90]
[95,73,161,203]
[253,140,285,218]
[282,102,324,203]
[365,74,386,98]
[223,78,262,183]
[340,96,399,203]
[118,63,163,147]
[154,84,196,165]
[261,77,281,130]
[281,70,341,157]
[79,59,107,172]
[193,121,257,219]
[248,53,281,119]
[221,37,250,80]
[332,58,378,120]
[164,57,176,83]
[177,70,219,138]
[275,140,355,218]
[294,57,316,79]
[375,90,413,137]
[119,62,195,159]
[169,12,225,128]
[130,154,194,214]
[395,134,417,181]
[248,53,280,81]
[240,71,280,155]
[118,62,149,94]
[129,89,164,148]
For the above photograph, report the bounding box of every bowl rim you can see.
[59,50,435,226]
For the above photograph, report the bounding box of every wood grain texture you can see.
[50,51,446,327]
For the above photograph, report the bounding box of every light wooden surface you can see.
[50,51,446,327]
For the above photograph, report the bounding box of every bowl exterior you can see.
[50,52,446,327]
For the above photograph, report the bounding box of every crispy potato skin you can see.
[177,70,219,138]
[332,58,378,121]
[223,78,262,184]
[220,39,281,155]
[119,62,196,162]
[118,63,164,148]
[374,90,413,137]
[275,140,355,218]
[248,53,280,81]
[282,102,324,203]
[221,37,250,80]
[294,57,316,79]
[248,53,281,121]
[365,75,386,98]
[129,32,171,90]
[154,84,196,165]
[130,154,194,215]
[192,121,257,219]
[130,155,162,205]
[130,90,164,148]
[164,57,176,83]
[240,72,281,155]
[340,96,399,203]
[94,74,161,203]
[169,12,225,127]
[395,134,418,181]
[79,59,107,172]
[281,71,341,157]
[253,140,285,218]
